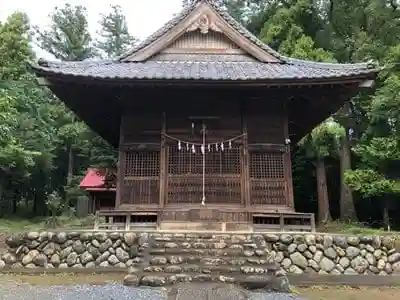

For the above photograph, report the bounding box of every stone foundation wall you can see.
[2,232,140,269]
[2,232,400,278]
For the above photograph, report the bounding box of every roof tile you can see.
[32,59,376,81]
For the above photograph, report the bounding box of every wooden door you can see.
[165,116,243,205]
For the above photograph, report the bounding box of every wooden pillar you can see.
[284,114,295,209]
[91,193,96,214]
[242,111,250,209]
[159,112,167,209]
[115,116,125,208]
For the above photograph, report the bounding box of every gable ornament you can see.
[187,14,222,34]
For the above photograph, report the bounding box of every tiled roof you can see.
[32,59,377,81]
[30,0,379,82]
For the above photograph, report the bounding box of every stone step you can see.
[152,236,256,242]
[143,263,280,275]
[151,233,232,240]
[127,272,289,292]
[152,240,261,249]
[148,247,267,257]
[148,255,277,266]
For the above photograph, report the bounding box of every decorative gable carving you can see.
[121,1,279,63]
[186,14,222,34]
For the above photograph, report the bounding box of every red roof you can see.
[80,168,116,192]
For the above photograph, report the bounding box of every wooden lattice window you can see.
[121,150,160,205]
[249,152,285,179]
[124,151,160,177]
[249,151,286,206]
[167,144,242,204]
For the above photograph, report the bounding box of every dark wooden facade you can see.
[31,0,378,230]
[117,95,293,221]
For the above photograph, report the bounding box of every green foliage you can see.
[300,120,344,160]
[0,12,33,80]
[44,191,63,228]
[35,4,95,61]
[0,7,116,217]
[259,0,332,60]
[319,0,400,62]
[0,91,17,144]
[0,15,43,185]
[280,34,335,62]
[345,137,400,198]
[96,5,137,58]
[368,45,400,136]
[344,169,397,197]
[45,191,63,213]
[63,175,86,207]
[355,138,400,169]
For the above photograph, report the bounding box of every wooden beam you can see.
[159,112,167,209]
[284,112,295,209]
[37,73,372,89]
[242,110,250,210]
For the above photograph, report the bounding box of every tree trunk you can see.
[382,197,390,231]
[316,158,331,224]
[12,192,17,214]
[33,170,48,216]
[67,143,73,183]
[65,142,74,208]
[339,129,358,222]
[0,174,5,216]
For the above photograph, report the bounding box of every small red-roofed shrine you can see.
[79,168,116,214]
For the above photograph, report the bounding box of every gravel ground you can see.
[0,282,166,300]
[0,282,306,300]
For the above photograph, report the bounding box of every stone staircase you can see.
[126,232,289,291]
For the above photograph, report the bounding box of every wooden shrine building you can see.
[79,168,116,215]
[31,0,378,231]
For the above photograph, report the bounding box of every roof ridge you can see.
[34,59,114,69]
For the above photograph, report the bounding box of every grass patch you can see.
[297,286,400,300]
[0,215,95,233]
[0,218,46,233]
[316,221,400,250]
[318,220,400,237]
